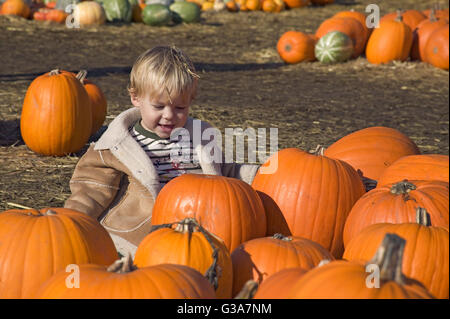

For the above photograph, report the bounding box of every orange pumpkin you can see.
[0,207,118,298]
[290,234,435,298]
[151,174,267,252]
[377,154,449,186]
[36,255,216,298]
[411,9,449,61]
[343,180,449,246]
[226,0,239,12]
[333,9,371,44]
[277,31,316,64]
[251,148,365,258]
[380,9,427,31]
[323,126,421,181]
[245,0,261,10]
[230,234,334,297]
[366,11,414,64]
[283,0,310,9]
[344,207,449,299]
[76,70,107,134]
[1,0,30,18]
[423,7,449,21]
[133,218,233,298]
[315,16,367,58]
[252,267,309,298]
[423,24,449,70]
[20,69,92,156]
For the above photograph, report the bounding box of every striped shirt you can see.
[130,121,203,186]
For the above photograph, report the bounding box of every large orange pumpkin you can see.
[343,180,449,246]
[76,70,107,135]
[333,9,371,45]
[323,126,421,181]
[1,0,30,18]
[133,218,233,298]
[277,31,316,64]
[380,9,427,31]
[423,24,449,70]
[20,69,92,156]
[344,207,449,299]
[151,174,266,252]
[365,11,414,64]
[252,267,308,299]
[36,255,216,298]
[288,233,435,298]
[377,154,449,186]
[0,207,118,298]
[251,148,365,258]
[230,234,334,297]
[315,16,366,58]
[411,9,448,61]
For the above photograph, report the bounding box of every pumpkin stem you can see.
[76,70,88,83]
[106,253,136,273]
[390,180,416,195]
[416,207,431,226]
[395,9,404,22]
[149,218,221,291]
[317,259,331,267]
[272,233,292,241]
[234,280,258,299]
[367,233,406,284]
[44,209,58,216]
[49,69,61,76]
[311,144,325,156]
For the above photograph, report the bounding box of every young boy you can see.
[64,46,260,257]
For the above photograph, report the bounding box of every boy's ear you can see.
[130,93,141,108]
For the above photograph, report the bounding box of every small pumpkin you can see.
[290,233,435,298]
[141,3,171,25]
[333,9,371,43]
[36,255,216,298]
[133,218,233,298]
[20,69,92,156]
[151,174,267,252]
[245,0,260,10]
[377,154,449,186]
[0,207,118,298]
[76,70,107,134]
[314,30,354,64]
[277,31,316,64]
[261,0,284,12]
[365,10,414,64]
[231,233,334,297]
[344,207,449,299]
[1,0,30,18]
[73,1,107,26]
[282,0,309,9]
[343,180,449,246]
[423,24,449,70]
[315,16,366,58]
[323,126,421,181]
[169,1,200,24]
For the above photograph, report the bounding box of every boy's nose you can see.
[162,107,174,120]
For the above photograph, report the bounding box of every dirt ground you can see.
[0,0,449,211]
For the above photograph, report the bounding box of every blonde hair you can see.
[128,46,200,102]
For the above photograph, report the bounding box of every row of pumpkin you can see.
[1,125,448,298]
[277,7,449,70]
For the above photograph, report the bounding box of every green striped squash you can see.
[142,4,172,26]
[315,31,354,64]
[169,1,200,24]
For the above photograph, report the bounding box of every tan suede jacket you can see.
[64,107,260,257]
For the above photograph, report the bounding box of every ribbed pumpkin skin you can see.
[253,267,308,299]
[133,225,233,298]
[377,154,449,186]
[289,260,434,299]
[365,18,413,64]
[315,17,366,58]
[424,25,449,70]
[251,148,365,258]
[411,14,448,61]
[333,10,371,43]
[231,235,334,297]
[343,222,449,299]
[20,70,92,156]
[380,10,427,31]
[323,126,421,181]
[36,263,216,299]
[151,174,266,252]
[343,180,449,246]
[0,208,118,299]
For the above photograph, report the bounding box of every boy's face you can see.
[131,91,191,139]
